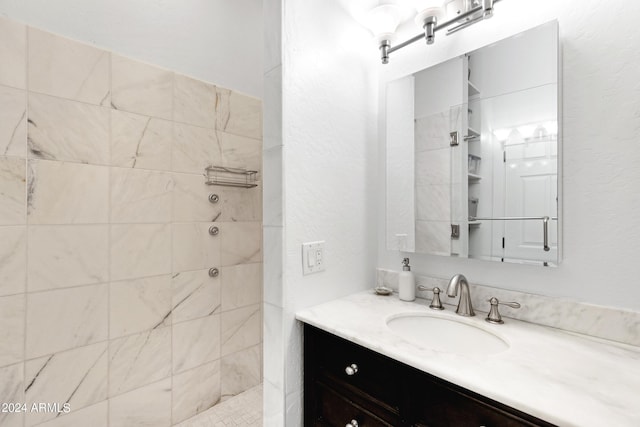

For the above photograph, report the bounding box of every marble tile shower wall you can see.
[0,17,263,427]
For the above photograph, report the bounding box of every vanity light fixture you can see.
[367,0,501,64]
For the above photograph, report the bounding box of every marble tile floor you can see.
[177,384,263,427]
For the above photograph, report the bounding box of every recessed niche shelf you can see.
[205,165,258,188]
[468,173,482,181]
[468,80,480,97]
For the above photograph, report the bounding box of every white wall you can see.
[378,0,640,311]
[0,0,263,97]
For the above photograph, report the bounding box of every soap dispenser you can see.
[399,258,416,301]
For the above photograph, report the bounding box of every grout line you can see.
[106,47,112,427]
[22,20,28,427]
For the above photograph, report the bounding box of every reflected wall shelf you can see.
[468,173,482,181]
[205,165,258,188]
[468,80,480,97]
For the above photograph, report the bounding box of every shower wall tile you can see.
[0,17,26,89]
[0,85,26,158]
[416,184,451,222]
[171,269,221,323]
[111,54,173,120]
[109,328,171,396]
[174,74,216,128]
[221,304,261,357]
[0,157,26,225]
[0,226,26,296]
[415,148,451,186]
[221,222,262,266]
[172,314,221,373]
[27,160,109,224]
[27,93,110,164]
[25,342,108,426]
[415,220,451,256]
[26,284,108,358]
[0,362,24,427]
[218,184,262,222]
[215,88,262,140]
[414,111,450,152]
[172,122,219,174]
[172,222,221,273]
[109,378,172,427]
[28,28,110,106]
[172,360,221,424]
[111,110,172,170]
[172,173,222,222]
[34,402,107,427]
[0,295,24,367]
[263,226,284,307]
[27,225,109,292]
[218,131,262,172]
[221,344,261,400]
[110,224,171,281]
[110,168,174,223]
[221,263,262,311]
[109,275,172,338]
[263,146,283,227]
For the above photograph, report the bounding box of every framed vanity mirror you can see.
[385,21,559,266]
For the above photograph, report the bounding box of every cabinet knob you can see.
[345,420,359,427]
[344,364,358,376]
[208,268,219,278]
[209,225,219,236]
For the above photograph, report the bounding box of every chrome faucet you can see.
[446,274,475,316]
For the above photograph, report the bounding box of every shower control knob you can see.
[344,364,358,376]
[209,226,219,236]
[345,420,359,427]
[208,193,219,204]
[208,268,219,278]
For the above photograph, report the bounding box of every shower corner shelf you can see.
[205,165,258,188]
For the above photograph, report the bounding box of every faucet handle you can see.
[486,297,520,324]
[417,286,444,310]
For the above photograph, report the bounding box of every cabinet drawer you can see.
[309,326,403,411]
[313,381,396,427]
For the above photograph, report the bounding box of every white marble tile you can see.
[221,304,261,357]
[217,184,262,223]
[110,168,173,223]
[172,222,221,273]
[215,88,262,140]
[28,28,110,106]
[263,66,282,150]
[26,284,108,358]
[25,342,108,426]
[33,401,107,427]
[108,327,171,396]
[263,303,283,391]
[0,295,24,367]
[27,93,110,164]
[109,275,172,338]
[220,344,261,400]
[172,173,223,223]
[174,73,216,128]
[171,269,221,323]
[172,314,220,374]
[263,376,284,427]
[414,110,450,152]
[415,184,451,221]
[0,157,26,225]
[172,122,220,174]
[27,225,108,292]
[111,110,172,170]
[263,146,282,227]
[263,226,283,307]
[109,378,171,427]
[172,360,221,424]
[221,222,262,266]
[111,54,173,120]
[27,160,109,224]
[0,226,26,296]
[0,17,26,89]
[218,130,262,172]
[415,220,451,256]
[0,362,24,427]
[221,263,262,311]
[415,147,451,186]
[110,224,171,281]
[0,85,26,157]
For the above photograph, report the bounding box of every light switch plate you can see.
[302,241,325,275]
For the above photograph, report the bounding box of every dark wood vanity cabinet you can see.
[304,324,556,427]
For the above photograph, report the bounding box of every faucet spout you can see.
[446,274,475,317]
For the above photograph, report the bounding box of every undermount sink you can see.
[386,314,509,355]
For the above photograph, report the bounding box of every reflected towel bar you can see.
[468,216,557,252]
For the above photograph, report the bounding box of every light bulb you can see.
[363,4,402,43]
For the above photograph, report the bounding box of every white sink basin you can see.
[386,314,509,355]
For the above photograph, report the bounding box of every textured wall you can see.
[0,0,263,98]
[0,17,262,427]
[378,0,640,311]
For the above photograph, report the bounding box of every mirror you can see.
[386,21,559,266]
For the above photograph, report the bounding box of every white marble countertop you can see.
[296,291,640,427]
